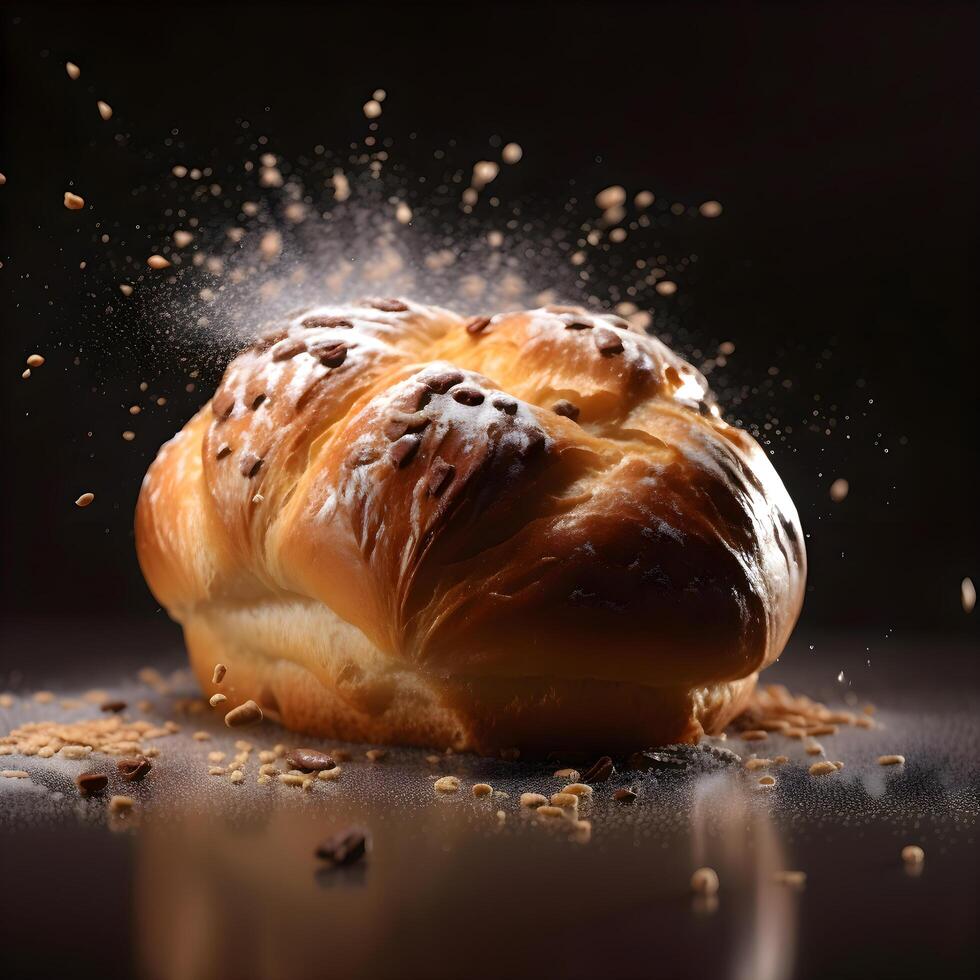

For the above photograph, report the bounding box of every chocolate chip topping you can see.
[424,370,464,394]
[285,748,337,772]
[384,411,431,441]
[465,315,491,335]
[612,787,637,804]
[302,315,353,329]
[212,392,235,420]
[392,384,432,413]
[253,329,288,352]
[311,341,348,368]
[552,399,581,421]
[426,458,456,497]
[117,756,152,782]
[75,772,108,796]
[216,443,232,460]
[580,756,615,783]
[316,828,368,867]
[250,393,267,410]
[99,700,127,713]
[388,434,421,469]
[492,396,518,415]
[271,338,308,361]
[593,325,625,356]
[367,298,409,313]
[240,452,264,478]
[452,387,485,406]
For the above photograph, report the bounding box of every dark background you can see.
[0,1,977,668]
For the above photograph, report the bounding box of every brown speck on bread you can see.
[552,400,580,421]
[426,458,455,497]
[367,298,408,313]
[239,453,264,478]
[302,315,353,329]
[311,341,348,368]
[465,315,491,335]
[593,326,625,356]
[452,387,485,406]
[388,435,421,469]
[423,370,464,394]
[215,443,232,460]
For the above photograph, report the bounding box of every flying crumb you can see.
[395,201,412,224]
[119,284,133,296]
[65,61,80,80]
[830,478,849,502]
[655,280,677,296]
[699,200,723,218]
[962,577,976,613]
[901,845,924,865]
[501,142,523,164]
[26,354,45,368]
[173,230,194,248]
[595,185,626,211]
[97,101,113,121]
[64,192,85,210]
[122,431,135,442]
[372,89,386,102]
[147,255,171,270]
[634,190,655,209]
[363,99,382,120]
[434,776,460,794]
[75,492,95,508]
[0,173,6,185]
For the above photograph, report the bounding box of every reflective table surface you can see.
[1,623,977,980]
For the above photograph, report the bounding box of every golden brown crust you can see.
[136,299,805,756]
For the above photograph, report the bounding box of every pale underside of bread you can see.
[136,300,805,757]
[183,596,757,755]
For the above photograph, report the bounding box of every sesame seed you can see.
[122,431,135,441]
[553,768,581,781]
[740,730,768,741]
[317,766,342,781]
[208,694,227,708]
[520,792,548,808]
[877,754,906,766]
[26,354,44,368]
[501,142,523,164]
[562,783,594,797]
[808,761,839,776]
[1,770,30,779]
[65,61,81,79]
[758,775,776,787]
[64,191,85,210]
[699,200,723,218]
[147,255,170,270]
[97,101,113,121]
[192,731,210,742]
[223,700,263,728]
[434,775,460,794]
[75,492,95,508]
[211,663,226,685]
[208,766,225,776]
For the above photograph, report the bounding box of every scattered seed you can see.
[224,700,263,728]
[286,748,336,772]
[554,768,580,781]
[317,766,342,781]
[808,761,839,776]
[551,792,579,813]
[26,354,45,368]
[100,700,126,714]
[209,693,227,708]
[612,787,637,804]
[117,757,152,782]
[878,754,906,766]
[740,730,768,741]
[147,254,170,270]
[580,756,614,783]
[97,100,113,121]
[278,773,306,787]
[805,742,824,756]
[229,770,244,784]
[64,191,85,210]
[1,770,30,779]
[520,792,548,808]
[562,783,594,797]
[75,772,108,796]
[902,845,924,865]
[758,775,776,787]
[472,783,493,798]
[208,766,225,776]
[211,663,226,685]
[316,829,368,867]
[192,731,211,742]
[66,61,80,80]
[75,492,95,508]
[434,776,460,794]
[108,795,134,814]
[691,867,719,895]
